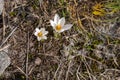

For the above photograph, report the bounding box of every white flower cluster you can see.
[34,14,73,41]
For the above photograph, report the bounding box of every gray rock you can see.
[0,51,10,75]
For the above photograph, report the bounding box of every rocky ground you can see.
[0,0,120,80]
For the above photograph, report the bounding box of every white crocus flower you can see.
[34,28,48,41]
[50,14,73,33]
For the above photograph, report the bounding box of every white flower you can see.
[34,28,48,41]
[50,14,73,33]
[0,0,4,15]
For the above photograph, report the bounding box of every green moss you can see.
[9,11,16,17]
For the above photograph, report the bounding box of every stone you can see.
[0,51,10,75]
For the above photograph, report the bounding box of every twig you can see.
[0,44,10,52]
[26,31,29,80]
[65,60,72,80]
[58,68,63,80]
[28,65,36,75]
[82,57,93,80]
[75,54,103,65]
[16,65,27,77]
[76,65,86,80]
[0,26,18,48]
[53,60,62,80]
[2,4,6,37]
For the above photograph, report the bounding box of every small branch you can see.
[0,26,18,48]
[65,60,72,80]
[0,44,10,52]
[53,60,62,80]
[2,5,6,37]
[16,65,27,77]
[26,31,29,80]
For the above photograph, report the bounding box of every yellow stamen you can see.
[38,32,43,37]
[56,24,62,31]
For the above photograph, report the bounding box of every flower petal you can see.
[40,28,45,32]
[43,31,48,35]
[37,37,41,41]
[34,31,38,36]
[58,17,65,27]
[35,28,40,32]
[42,36,47,40]
[58,29,65,33]
[54,14,60,24]
[54,28,64,33]
[50,20,56,28]
[63,24,73,31]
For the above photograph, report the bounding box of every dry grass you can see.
[0,0,120,80]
